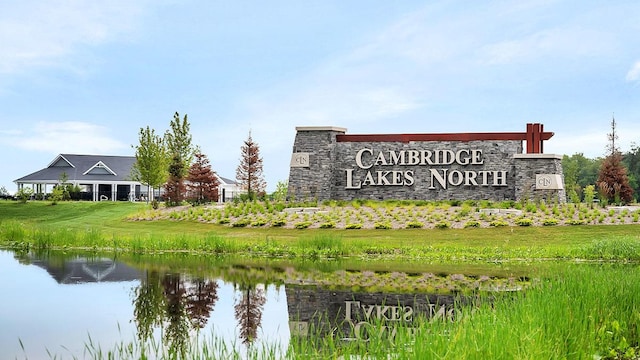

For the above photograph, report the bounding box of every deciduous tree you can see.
[622,143,640,201]
[562,153,601,202]
[131,126,168,202]
[271,180,288,202]
[236,132,266,199]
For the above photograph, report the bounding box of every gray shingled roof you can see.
[14,154,138,183]
[218,175,238,185]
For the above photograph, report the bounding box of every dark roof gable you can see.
[15,154,137,183]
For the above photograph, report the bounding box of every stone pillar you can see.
[287,126,347,202]
[513,154,566,203]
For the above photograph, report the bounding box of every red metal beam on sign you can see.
[336,123,553,154]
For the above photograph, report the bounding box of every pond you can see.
[0,249,530,359]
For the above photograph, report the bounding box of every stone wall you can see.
[288,126,565,203]
[513,154,566,203]
[288,127,346,201]
[331,139,521,201]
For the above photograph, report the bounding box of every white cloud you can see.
[0,1,147,74]
[626,61,640,82]
[4,121,128,154]
[481,27,614,66]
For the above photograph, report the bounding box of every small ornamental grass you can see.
[374,222,392,230]
[406,221,424,229]
[515,218,533,226]
[318,222,336,229]
[294,221,312,229]
[231,219,250,227]
[463,220,481,228]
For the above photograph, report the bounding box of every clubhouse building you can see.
[14,154,242,202]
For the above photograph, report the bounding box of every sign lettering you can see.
[346,148,508,190]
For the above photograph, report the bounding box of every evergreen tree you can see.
[187,152,220,205]
[597,116,634,204]
[131,126,168,202]
[235,132,266,199]
[164,112,194,206]
[165,154,187,206]
[165,112,194,179]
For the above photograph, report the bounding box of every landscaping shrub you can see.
[463,220,481,228]
[406,221,424,229]
[489,219,509,227]
[319,222,336,229]
[231,219,250,227]
[434,220,451,229]
[251,218,268,227]
[515,218,533,226]
[294,221,312,229]
[568,219,586,225]
[374,222,391,229]
[542,218,559,226]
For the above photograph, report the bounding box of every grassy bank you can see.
[293,264,640,360]
[2,201,640,261]
[3,201,640,359]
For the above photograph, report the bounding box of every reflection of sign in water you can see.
[290,153,310,168]
[287,288,472,342]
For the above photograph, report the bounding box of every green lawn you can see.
[1,200,640,261]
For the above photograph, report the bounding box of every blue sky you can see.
[1,0,640,193]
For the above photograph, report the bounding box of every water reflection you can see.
[2,250,522,359]
[234,283,267,345]
[23,252,143,283]
[287,287,473,342]
[133,271,221,356]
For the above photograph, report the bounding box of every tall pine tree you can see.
[236,132,266,199]
[234,284,266,346]
[597,116,634,204]
[164,112,194,206]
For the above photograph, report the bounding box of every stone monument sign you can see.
[287,123,565,202]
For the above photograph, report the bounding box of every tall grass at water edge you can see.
[5,219,640,262]
[293,264,640,359]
